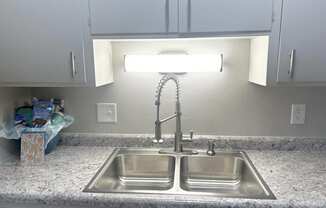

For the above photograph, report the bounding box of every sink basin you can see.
[180,153,272,199]
[84,149,175,193]
[180,153,244,190]
[84,148,275,199]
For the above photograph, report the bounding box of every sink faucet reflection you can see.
[154,74,197,154]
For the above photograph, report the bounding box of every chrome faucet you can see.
[154,74,197,154]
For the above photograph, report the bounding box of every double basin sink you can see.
[84,148,275,199]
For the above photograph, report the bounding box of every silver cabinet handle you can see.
[288,49,295,78]
[187,0,191,32]
[70,51,77,78]
[220,53,224,72]
[165,0,170,32]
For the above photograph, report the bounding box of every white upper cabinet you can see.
[179,0,273,33]
[89,0,178,35]
[278,0,326,83]
[0,0,113,87]
[0,0,87,85]
[89,0,273,36]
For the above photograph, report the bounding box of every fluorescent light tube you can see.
[124,54,222,73]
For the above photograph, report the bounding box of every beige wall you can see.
[32,39,326,137]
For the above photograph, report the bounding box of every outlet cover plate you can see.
[291,104,306,125]
[97,103,117,123]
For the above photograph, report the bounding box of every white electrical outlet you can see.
[97,103,117,123]
[290,104,306,125]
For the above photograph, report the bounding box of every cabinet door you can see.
[0,0,87,84]
[89,0,178,35]
[278,0,326,82]
[179,0,273,33]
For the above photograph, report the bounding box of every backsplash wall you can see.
[32,39,326,136]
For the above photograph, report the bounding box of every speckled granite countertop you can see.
[1,134,326,208]
[60,133,326,151]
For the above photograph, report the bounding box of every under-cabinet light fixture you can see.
[124,54,223,73]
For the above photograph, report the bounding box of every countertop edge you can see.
[1,192,325,208]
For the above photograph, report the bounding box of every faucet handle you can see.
[182,130,194,142]
[189,130,194,139]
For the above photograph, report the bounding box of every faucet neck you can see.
[155,74,180,105]
[154,74,183,150]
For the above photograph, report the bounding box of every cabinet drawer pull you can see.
[288,49,295,79]
[70,51,77,78]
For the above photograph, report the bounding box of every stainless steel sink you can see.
[180,153,271,198]
[84,148,275,199]
[84,149,175,193]
[180,154,244,190]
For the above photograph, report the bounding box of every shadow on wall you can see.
[0,138,20,162]
[0,87,30,162]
